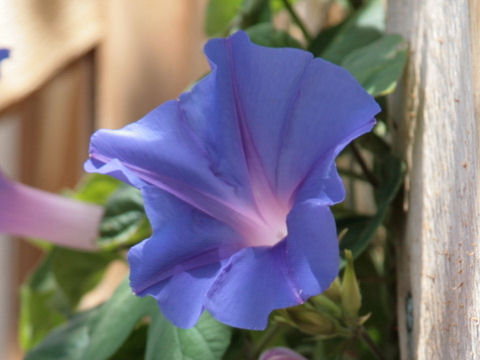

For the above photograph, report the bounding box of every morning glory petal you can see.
[204,32,380,204]
[294,162,346,205]
[204,200,338,330]
[128,185,243,298]
[0,49,9,62]
[205,242,302,330]
[140,262,223,329]
[273,58,379,200]
[285,201,339,299]
[87,100,234,199]
[292,116,375,204]
[0,48,9,77]
[203,32,312,208]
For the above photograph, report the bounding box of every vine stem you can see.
[280,0,313,43]
[358,326,386,360]
[350,142,380,187]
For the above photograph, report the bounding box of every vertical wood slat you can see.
[0,115,21,360]
[2,2,211,358]
[386,1,480,358]
[97,0,209,129]
[0,0,103,111]
[9,55,95,359]
[16,52,94,301]
[20,54,94,191]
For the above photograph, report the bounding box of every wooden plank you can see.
[0,0,103,111]
[386,0,480,358]
[97,0,209,129]
[9,55,95,359]
[0,115,21,360]
[19,54,94,191]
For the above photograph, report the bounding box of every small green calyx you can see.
[277,307,340,338]
[341,249,362,323]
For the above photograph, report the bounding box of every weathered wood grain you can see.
[386,0,480,358]
[97,0,209,129]
[0,0,103,111]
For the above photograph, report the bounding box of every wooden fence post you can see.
[386,1,480,358]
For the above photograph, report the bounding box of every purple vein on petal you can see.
[274,58,313,195]
[131,246,235,296]
[289,117,376,204]
[224,37,288,226]
[176,101,210,159]
[89,152,267,240]
[275,240,305,304]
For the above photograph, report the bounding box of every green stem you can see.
[350,142,380,187]
[338,168,369,182]
[358,326,385,360]
[280,0,313,43]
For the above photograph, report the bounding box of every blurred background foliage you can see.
[17,0,406,359]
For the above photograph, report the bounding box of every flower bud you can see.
[281,307,336,336]
[322,277,342,302]
[341,250,362,321]
[309,294,342,319]
[259,347,307,360]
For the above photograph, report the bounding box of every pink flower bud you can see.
[259,347,307,360]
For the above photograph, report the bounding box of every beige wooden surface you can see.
[98,0,209,129]
[4,54,96,360]
[0,115,21,360]
[386,0,480,358]
[0,2,210,358]
[0,0,103,111]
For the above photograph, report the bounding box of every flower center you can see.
[244,200,290,248]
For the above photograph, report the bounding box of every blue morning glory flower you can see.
[0,48,9,61]
[0,48,10,76]
[85,31,380,330]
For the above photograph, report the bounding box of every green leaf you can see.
[72,174,122,205]
[19,251,70,350]
[205,0,272,36]
[25,308,100,360]
[82,280,153,360]
[108,324,148,360]
[271,0,299,12]
[146,311,232,360]
[235,0,271,30]
[98,185,151,250]
[341,34,407,96]
[52,248,117,308]
[356,131,390,156]
[205,0,243,36]
[308,20,347,58]
[26,278,155,360]
[246,23,302,48]
[319,0,384,64]
[20,246,118,350]
[71,172,151,250]
[338,155,404,260]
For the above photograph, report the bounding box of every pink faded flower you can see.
[260,347,307,360]
[0,171,103,250]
